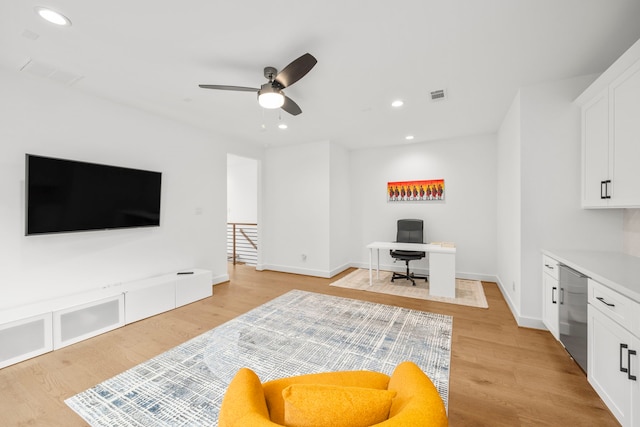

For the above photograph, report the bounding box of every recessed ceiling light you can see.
[34,7,72,26]
[278,123,288,130]
[391,100,404,108]
[405,135,414,141]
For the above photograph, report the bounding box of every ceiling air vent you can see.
[19,59,84,86]
[430,89,446,101]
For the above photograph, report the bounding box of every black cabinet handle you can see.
[544,264,554,270]
[600,180,612,199]
[596,296,615,307]
[621,344,629,373]
[552,286,557,304]
[629,349,637,381]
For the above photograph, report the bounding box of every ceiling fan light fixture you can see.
[258,84,285,109]
[34,6,72,26]
[258,92,284,109]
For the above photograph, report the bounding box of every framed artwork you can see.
[387,179,444,202]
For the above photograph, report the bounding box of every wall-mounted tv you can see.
[26,154,162,235]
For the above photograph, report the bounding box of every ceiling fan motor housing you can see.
[263,66,278,81]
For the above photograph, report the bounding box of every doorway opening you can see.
[227,154,259,266]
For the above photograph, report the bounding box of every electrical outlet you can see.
[512,281,516,291]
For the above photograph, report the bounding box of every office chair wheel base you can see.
[391,272,417,286]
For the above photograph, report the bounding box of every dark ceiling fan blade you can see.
[281,96,302,116]
[198,84,258,92]
[274,53,317,88]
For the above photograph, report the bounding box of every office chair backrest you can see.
[396,219,424,244]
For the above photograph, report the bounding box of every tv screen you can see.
[26,154,162,235]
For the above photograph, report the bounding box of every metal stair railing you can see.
[227,222,258,265]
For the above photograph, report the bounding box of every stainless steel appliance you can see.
[558,264,588,372]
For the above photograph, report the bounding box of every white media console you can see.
[0,269,212,369]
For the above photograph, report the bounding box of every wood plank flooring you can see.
[0,265,619,426]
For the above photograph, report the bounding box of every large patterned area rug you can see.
[66,289,452,426]
[330,268,489,309]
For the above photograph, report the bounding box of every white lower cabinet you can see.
[588,282,640,426]
[542,255,560,340]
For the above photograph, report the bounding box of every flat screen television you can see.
[25,154,162,235]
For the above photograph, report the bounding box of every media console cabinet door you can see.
[0,313,53,368]
[125,280,175,324]
[175,270,213,307]
[53,295,124,349]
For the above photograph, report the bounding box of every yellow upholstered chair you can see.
[218,361,448,427]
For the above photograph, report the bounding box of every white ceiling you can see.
[2,1,640,150]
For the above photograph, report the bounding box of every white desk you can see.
[367,241,456,298]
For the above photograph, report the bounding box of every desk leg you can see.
[429,252,456,298]
[376,248,380,280]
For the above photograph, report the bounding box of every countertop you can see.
[542,249,640,303]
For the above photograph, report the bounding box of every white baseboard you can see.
[258,264,333,278]
[255,262,351,279]
[329,263,352,277]
[212,273,229,285]
[494,276,545,330]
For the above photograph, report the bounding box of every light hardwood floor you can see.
[0,265,619,426]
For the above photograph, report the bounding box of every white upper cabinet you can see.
[609,60,640,207]
[582,91,609,207]
[578,38,640,209]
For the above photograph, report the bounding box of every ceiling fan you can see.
[199,53,317,116]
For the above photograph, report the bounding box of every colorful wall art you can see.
[387,179,445,202]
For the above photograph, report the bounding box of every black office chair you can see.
[390,219,428,286]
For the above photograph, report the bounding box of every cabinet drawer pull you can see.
[552,286,557,304]
[621,344,629,373]
[601,181,607,199]
[629,349,637,381]
[596,296,615,307]
[544,264,554,270]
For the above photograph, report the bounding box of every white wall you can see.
[349,134,497,280]
[261,140,332,276]
[519,75,623,321]
[0,68,234,308]
[624,209,640,257]
[329,143,351,275]
[496,91,522,311]
[227,154,258,223]
[497,75,623,327]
